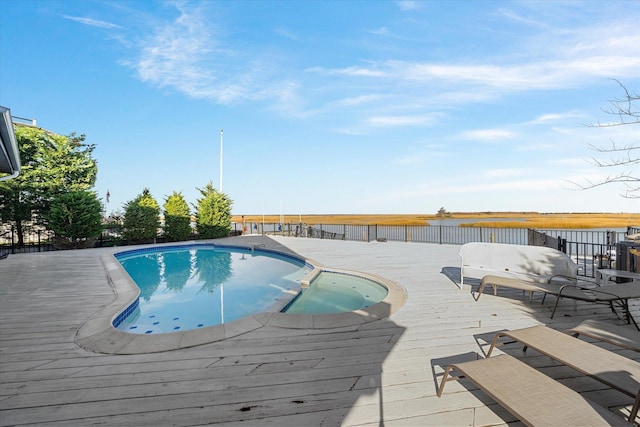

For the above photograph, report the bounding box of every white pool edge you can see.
[75,244,408,354]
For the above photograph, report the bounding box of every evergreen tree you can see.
[194,182,233,239]
[48,190,103,249]
[0,126,97,245]
[123,188,160,243]
[163,191,191,241]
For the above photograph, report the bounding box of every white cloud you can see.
[484,168,525,178]
[334,94,385,107]
[367,115,434,127]
[526,112,584,125]
[402,58,640,90]
[133,5,217,95]
[126,3,303,108]
[120,2,640,126]
[459,129,517,142]
[367,178,567,206]
[369,27,389,36]
[397,1,421,11]
[550,157,591,167]
[307,65,387,78]
[333,127,368,136]
[274,28,298,40]
[64,15,121,29]
[395,153,427,165]
[495,8,548,29]
[309,48,640,99]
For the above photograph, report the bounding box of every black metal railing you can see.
[0,230,11,259]
[3,220,637,280]
[0,226,55,255]
[232,221,640,279]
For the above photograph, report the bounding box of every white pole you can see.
[220,284,224,324]
[219,129,224,192]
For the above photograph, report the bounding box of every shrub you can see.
[48,190,103,249]
[195,182,233,239]
[163,191,191,242]
[123,188,160,243]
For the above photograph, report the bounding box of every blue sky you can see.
[1,0,639,215]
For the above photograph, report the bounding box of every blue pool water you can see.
[284,272,388,314]
[114,245,310,334]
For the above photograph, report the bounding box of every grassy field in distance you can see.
[231,212,640,229]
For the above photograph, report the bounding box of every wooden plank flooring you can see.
[1,235,639,426]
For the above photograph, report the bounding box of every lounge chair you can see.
[476,275,640,329]
[566,319,640,352]
[474,274,564,302]
[437,353,629,426]
[487,325,640,422]
[458,242,579,288]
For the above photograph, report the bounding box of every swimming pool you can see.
[76,239,407,354]
[114,245,311,334]
[284,271,388,314]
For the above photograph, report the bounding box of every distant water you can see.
[427,218,526,226]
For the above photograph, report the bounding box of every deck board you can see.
[1,235,639,425]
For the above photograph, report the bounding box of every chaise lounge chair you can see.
[437,353,629,426]
[487,325,640,422]
[566,319,640,352]
[474,274,564,302]
[476,275,640,329]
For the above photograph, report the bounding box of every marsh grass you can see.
[233,213,640,229]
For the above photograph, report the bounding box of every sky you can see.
[1,0,639,216]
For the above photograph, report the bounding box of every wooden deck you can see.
[1,235,639,426]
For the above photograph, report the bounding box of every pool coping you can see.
[75,241,407,354]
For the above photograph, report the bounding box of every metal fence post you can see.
[11,225,15,254]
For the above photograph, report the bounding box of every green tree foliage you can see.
[163,191,191,242]
[123,188,160,243]
[0,126,97,245]
[163,250,192,291]
[48,191,103,249]
[194,182,233,239]
[436,207,451,218]
[196,249,232,293]
[121,255,161,301]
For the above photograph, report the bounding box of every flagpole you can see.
[219,129,224,323]
[219,129,223,192]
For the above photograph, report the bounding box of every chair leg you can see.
[474,283,486,301]
[629,393,640,422]
[486,332,508,357]
[551,296,562,319]
[609,301,622,320]
[487,332,526,356]
[621,299,640,331]
[437,365,455,397]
